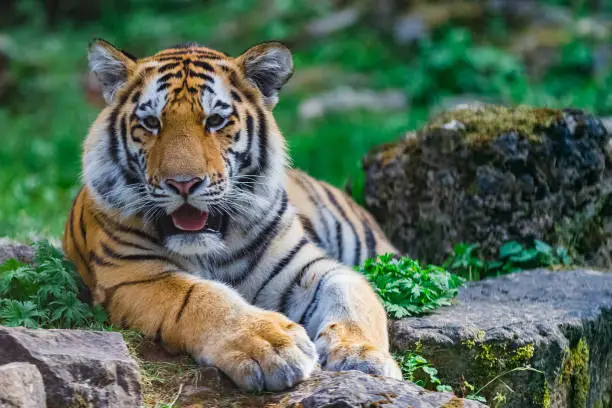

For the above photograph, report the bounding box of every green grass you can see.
[1,1,611,239]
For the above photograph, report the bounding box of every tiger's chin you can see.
[164,233,226,256]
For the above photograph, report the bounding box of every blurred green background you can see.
[1,0,612,239]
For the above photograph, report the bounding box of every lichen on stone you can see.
[462,331,534,372]
[561,337,590,408]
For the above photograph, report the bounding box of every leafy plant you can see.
[394,352,452,392]
[445,240,571,281]
[358,254,464,319]
[0,240,107,329]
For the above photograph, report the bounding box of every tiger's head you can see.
[83,39,293,254]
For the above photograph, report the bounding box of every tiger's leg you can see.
[285,259,402,378]
[80,258,317,391]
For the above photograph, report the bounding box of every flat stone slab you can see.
[0,326,142,408]
[179,367,487,407]
[390,269,612,408]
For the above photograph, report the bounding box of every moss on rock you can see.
[427,105,560,145]
[561,338,590,408]
[364,104,612,266]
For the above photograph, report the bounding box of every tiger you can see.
[63,38,402,392]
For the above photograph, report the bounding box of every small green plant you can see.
[445,240,571,280]
[358,254,464,319]
[394,352,452,392]
[0,241,107,329]
[465,366,544,405]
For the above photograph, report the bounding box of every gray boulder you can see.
[0,362,46,408]
[390,269,612,407]
[180,367,487,407]
[363,105,612,268]
[0,238,35,264]
[0,326,141,408]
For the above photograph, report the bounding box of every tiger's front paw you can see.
[200,310,317,392]
[315,323,402,379]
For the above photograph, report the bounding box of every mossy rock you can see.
[363,104,612,266]
[390,269,612,408]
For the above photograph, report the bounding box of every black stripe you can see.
[68,192,90,276]
[280,256,327,314]
[92,214,151,251]
[120,114,139,175]
[176,284,196,322]
[191,60,215,71]
[131,91,141,103]
[256,107,268,173]
[107,77,143,169]
[95,211,161,244]
[202,84,216,95]
[188,70,213,82]
[157,82,171,92]
[231,90,243,102]
[253,238,308,304]
[363,219,377,260]
[158,62,181,73]
[323,185,361,266]
[218,191,287,268]
[298,214,322,246]
[101,242,182,268]
[293,173,332,248]
[103,273,174,309]
[215,100,231,109]
[157,50,224,59]
[335,220,343,263]
[107,109,120,165]
[297,267,341,326]
[237,114,255,172]
[88,250,116,267]
[158,71,183,83]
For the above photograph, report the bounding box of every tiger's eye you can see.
[142,116,161,131]
[207,114,225,128]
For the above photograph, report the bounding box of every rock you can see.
[0,362,46,408]
[390,269,612,408]
[363,105,612,267]
[0,238,35,264]
[298,86,407,120]
[0,326,142,408]
[305,7,360,38]
[179,367,487,408]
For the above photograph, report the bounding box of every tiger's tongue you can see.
[170,205,208,231]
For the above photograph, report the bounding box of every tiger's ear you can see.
[238,41,293,107]
[88,39,137,104]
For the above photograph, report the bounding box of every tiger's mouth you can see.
[158,204,224,236]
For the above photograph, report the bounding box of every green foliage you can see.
[0,241,107,329]
[445,240,571,280]
[358,254,464,318]
[394,352,452,392]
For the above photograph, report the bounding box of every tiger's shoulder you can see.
[286,168,397,266]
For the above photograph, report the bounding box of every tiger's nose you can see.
[165,177,203,196]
